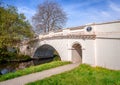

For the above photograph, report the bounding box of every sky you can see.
[2,0,120,28]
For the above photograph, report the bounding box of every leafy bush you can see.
[0,47,31,63]
[53,55,61,61]
[17,54,31,60]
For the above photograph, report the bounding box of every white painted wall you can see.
[39,39,70,61]
[93,22,120,70]
[93,22,120,39]
[38,38,95,66]
[19,45,28,55]
[95,39,120,70]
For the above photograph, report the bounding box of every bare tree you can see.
[32,1,67,34]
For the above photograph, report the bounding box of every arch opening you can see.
[33,44,61,65]
[72,43,82,63]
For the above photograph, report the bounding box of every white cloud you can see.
[64,0,120,27]
[101,11,111,17]
[18,6,35,15]
[109,1,120,12]
[17,6,36,25]
[18,6,36,21]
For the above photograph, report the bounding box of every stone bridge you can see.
[20,21,120,70]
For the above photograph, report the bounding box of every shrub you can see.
[53,55,61,61]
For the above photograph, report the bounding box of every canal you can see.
[0,57,54,75]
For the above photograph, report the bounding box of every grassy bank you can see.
[27,64,120,85]
[0,61,70,81]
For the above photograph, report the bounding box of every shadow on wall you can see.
[33,44,61,65]
[72,43,82,63]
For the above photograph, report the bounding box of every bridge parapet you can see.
[39,20,120,40]
[39,26,96,40]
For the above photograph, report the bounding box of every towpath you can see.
[0,63,80,85]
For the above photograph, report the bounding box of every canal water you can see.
[0,58,53,75]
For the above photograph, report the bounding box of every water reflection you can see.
[0,58,54,75]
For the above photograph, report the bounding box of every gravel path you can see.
[0,63,80,85]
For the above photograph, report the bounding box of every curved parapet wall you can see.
[39,26,96,40]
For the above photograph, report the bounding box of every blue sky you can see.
[2,0,120,28]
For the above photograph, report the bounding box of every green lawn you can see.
[0,61,70,81]
[26,64,120,85]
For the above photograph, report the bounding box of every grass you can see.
[26,64,120,85]
[0,61,70,81]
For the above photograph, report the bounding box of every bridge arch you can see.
[71,42,82,63]
[33,44,61,61]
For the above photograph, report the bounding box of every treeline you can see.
[0,4,34,47]
[0,3,34,63]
